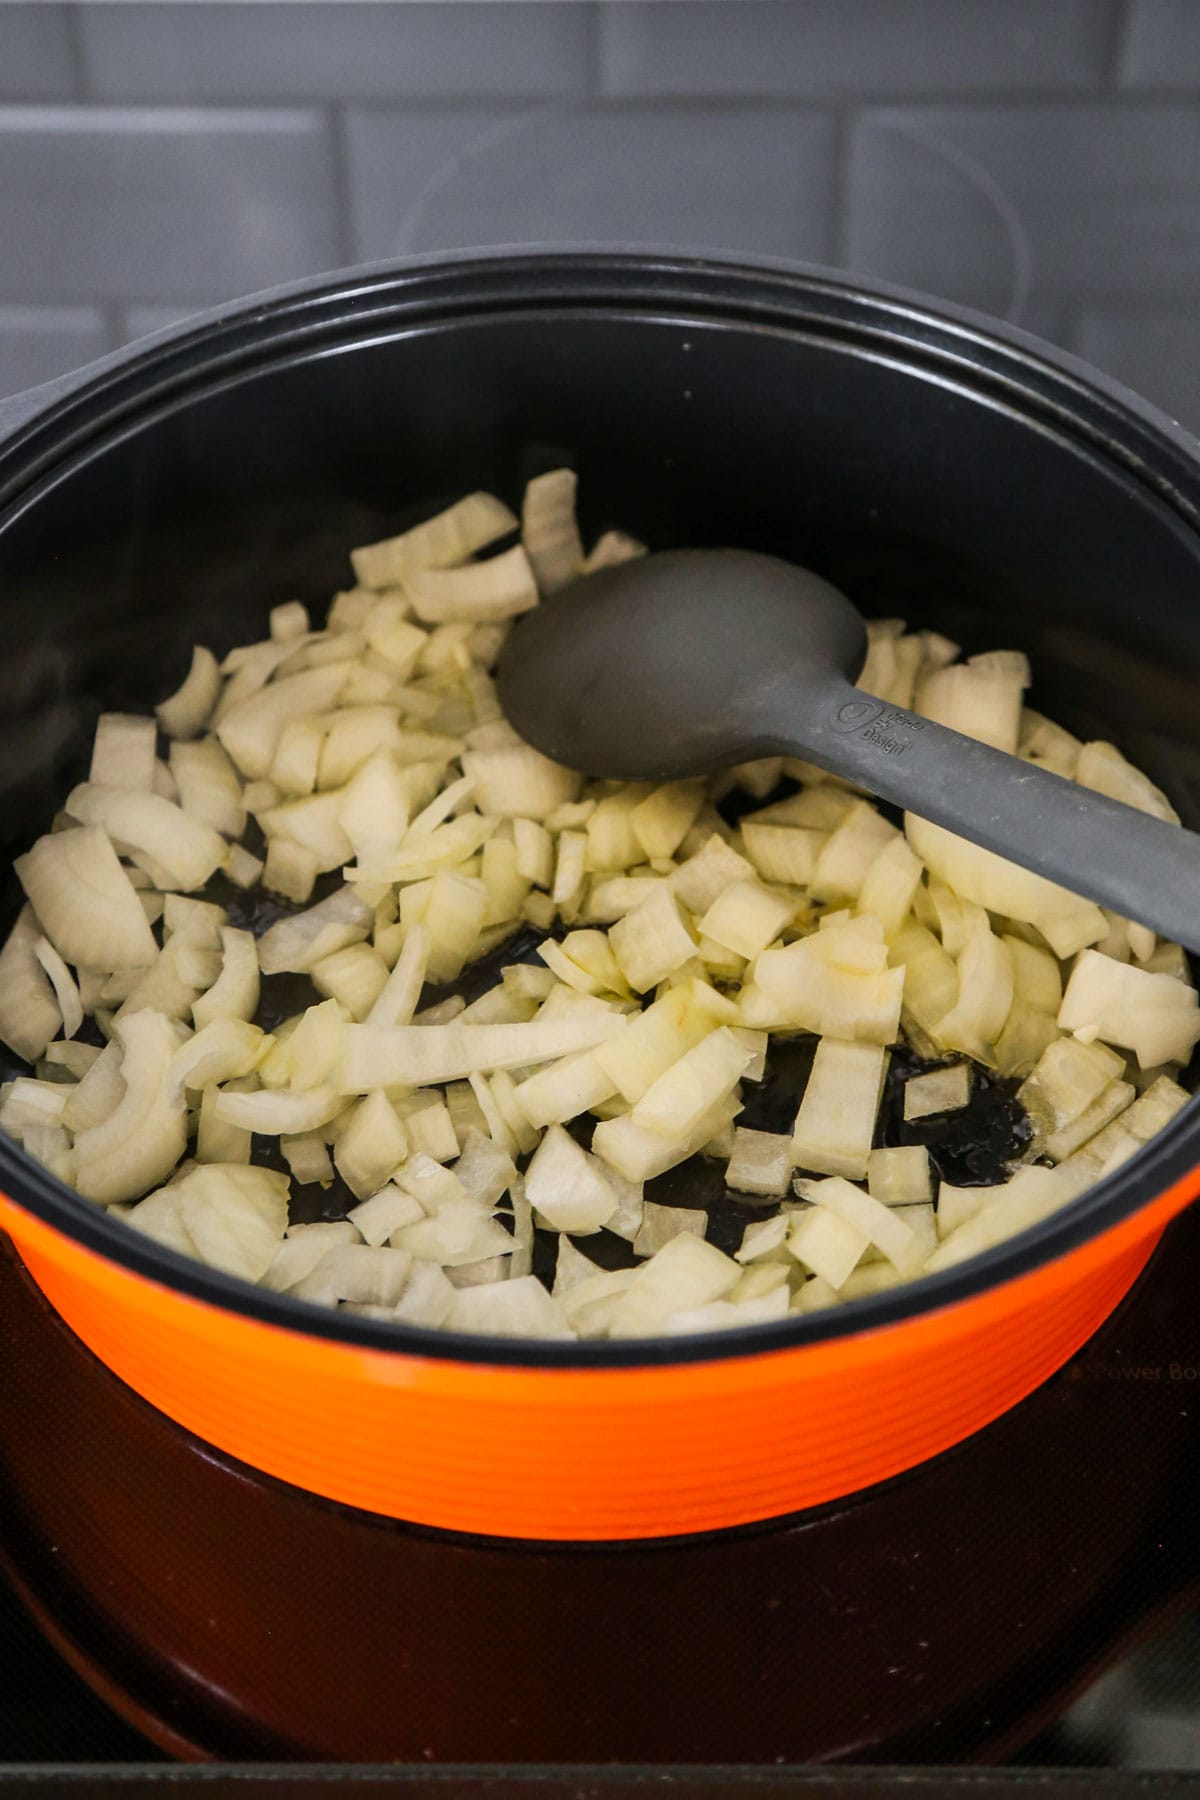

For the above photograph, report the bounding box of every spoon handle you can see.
[781,677,1200,950]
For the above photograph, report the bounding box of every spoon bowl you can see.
[497,549,867,780]
[497,545,1200,952]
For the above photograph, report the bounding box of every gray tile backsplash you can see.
[0,304,106,398]
[346,101,837,262]
[845,102,1200,310]
[1119,0,1200,89]
[1076,307,1200,432]
[0,105,338,305]
[79,4,592,102]
[599,0,1119,98]
[0,0,1197,440]
[0,7,78,102]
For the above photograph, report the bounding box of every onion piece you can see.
[17,827,157,972]
[262,1221,359,1294]
[90,713,156,791]
[594,978,732,1103]
[1059,949,1200,1068]
[791,1038,888,1181]
[280,1130,335,1186]
[788,1206,869,1289]
[1075,740,1178,823]
[197,1084,252,1165]
[311,943,389,1020]
[933,922,1013,1064]
[214,1085,343,1136]
[460,745,581,822]
[333,1090,409,1199]
[156,646,222,740]
[406,545,539,626]
[391,1198,515,1268]
[632,1201,706,1258]
[338,1010,626,1092]
[193,927,260,1031]
[62,1041,125,1133]
[216,665,348,781]
[448,1275,574,1339]
[168,1017,265,1102]
[172,1163,290,1283]
[609,885,698,993]
[630,1026,752,1141]
[524,1124,617,1233]
[725,1126,792,1199]
[740,822,823,888]
[66,785,227,892]
[347,1183,425,1247]
[169,738,247,838]
[552,1234,603,1297]
[663,1288,790,1334]
[698,880,795,960]
[591,1092,740,1184]
[632,783,705,862]
[351,493,517,589]
[42,1039,102,1079]
[522,469,585,595]
[607,1234,740,1339]
[0,906,62,1061]
[125,1184,200,1257]
[74,1010,188,1204]
[809,802,899,904]
[257,888,373,977]
[906,814,1106,948]
[798,1175,923,1275]
[581,529,647,573]
[290,1243,413,1308]
[513,1047,617,1129]
[671,834,756,915]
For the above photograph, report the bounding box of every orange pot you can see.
[1,250,1198,1542]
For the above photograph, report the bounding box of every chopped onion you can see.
[90,713,157,791]
[448,1275,574,1339]
[607,1234,739,1338]
[522,469,585,595]
[1059,949,1200,1068]
[405,545,539,626]
[66,785,227,892]
[174,1163,289,1282]
[525,1124,618,1233]
[193,927,260,1031]
[725,1126,792,1199]
[351,492,517,589]
[257,887,373,977]
[630,1027,752,1141]
[338,1011,626,1092]
[4,480,1195,1342]
[156,646,222,740]
[632,1200,706,1258]
[74,1011,188,1204]
[214,1085,343,1136]
[791,1038,888,1181]
[0,907,62,1062]
[16,827,157,971]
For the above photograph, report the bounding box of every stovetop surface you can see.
[5,1208,1200,1776]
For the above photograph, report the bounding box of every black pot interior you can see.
[1,255,1199,1361]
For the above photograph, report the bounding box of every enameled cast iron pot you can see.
[1,250,1200,1545]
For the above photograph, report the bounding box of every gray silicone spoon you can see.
[496,547,1200,949]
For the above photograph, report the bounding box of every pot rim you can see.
[1,243,1198,1371]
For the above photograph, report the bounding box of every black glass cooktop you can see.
[5,1208,1200,1779]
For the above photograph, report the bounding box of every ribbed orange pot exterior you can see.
[2,1172,1195,1541]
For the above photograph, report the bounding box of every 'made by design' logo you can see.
[832,699,928,757]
